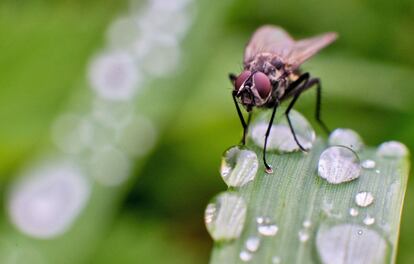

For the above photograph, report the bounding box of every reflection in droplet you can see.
[318,146,361,184]
[8,162,90,239]
[204,192,247,241]
[89,51,140,101]
[245,236,261,252]
[355,192,374,207]
[377,141,408,158]
[328,128,364,152]
[361,159,376,169]
[220,146,258,187]
[250,110,315,153]
[363,215,375,226]
[316,224,387,264]
[89,145,131,186]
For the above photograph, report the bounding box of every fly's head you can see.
[233,70,272,109]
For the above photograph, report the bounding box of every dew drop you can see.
[272,256,281,264]
[355,191,374,207]
[256,216,265,224]
[375,169,380,174]
[258,222,278,236]
[239,250,252,262]
[377,141,409,158]
[250,109,315,153]
[349,208,359,217]
[204,192,247,241]
[328,128,364,152]
[245,236,261,252]
[220,146,258,187]
[316,224,387,264]
[318,146,361,184]
[361,159,376,169]
[299,230,310,242]
[363,215,375,226]
[303,220,312,228]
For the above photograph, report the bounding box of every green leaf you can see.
[209,121,409,263]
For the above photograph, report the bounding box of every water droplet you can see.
[355,191,374,207]
[318,146,361,184]
[272,256,281,264]
[239,250,252,262]
[303,220,312,228]
[328,128,364,152]
[8,161,90,239]
[256,216,265,224]
[361,159,376,169]
[245,236,261,252]
[204,192,247,241]
[299,230,310,242]
[363,215,375,226]
[258,222,279,236]
[89,51,140,101]
[89,145,131,186]
[316,224,387,264]
[377,141,408,158]
[250,109,315,153]
[375,169,380,174]
[349,208,359,217]
[220,146,259,187]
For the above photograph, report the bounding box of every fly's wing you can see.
[285,32,337,70]
[244,25,295,64]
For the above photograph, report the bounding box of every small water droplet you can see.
[361,159,376,169]
[245,236,261,252]
[349,208,359,217]
[377,141,408,158]
[239,250,252,262]
[256,216,265,224]
[250,109,315,153]
[303,220,312,228]
[355,191,374,207]
[204,192,247,241]
[316,224,387,264]
[363,215,375,226]
[220,146,259,187]
[258,223,279,236]
[318,146,361,184]
[329,128,364,152]
[272,256,281,264]
[375,169,380,174]
[298,230,310,242]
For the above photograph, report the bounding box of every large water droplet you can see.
[361,159,376,169]
[355,192,374,207]
[220,146,258,187]
[377,141,408,158]
[329,128,364,152]
[250,109,315,153]
[318,146,361,184]
[316,224,388,264]
[204,192,247,241]
[245,236,261,252]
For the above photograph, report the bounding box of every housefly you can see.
[229,25,337,173]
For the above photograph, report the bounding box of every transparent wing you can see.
[244,25,295,64]
[244,25,337,70]
[285,32,337,70]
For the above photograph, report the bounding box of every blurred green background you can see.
[1,0,414,263]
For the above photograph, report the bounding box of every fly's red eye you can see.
[253,72,271,99]
[234,70,252,90]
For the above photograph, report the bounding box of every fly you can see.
[229,25,337,173]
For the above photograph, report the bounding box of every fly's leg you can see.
[263,101,279,173]
[230,74,250,145]
[311,78,330,134]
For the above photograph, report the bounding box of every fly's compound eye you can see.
[253,72,271,99]
[234,70,252,91]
